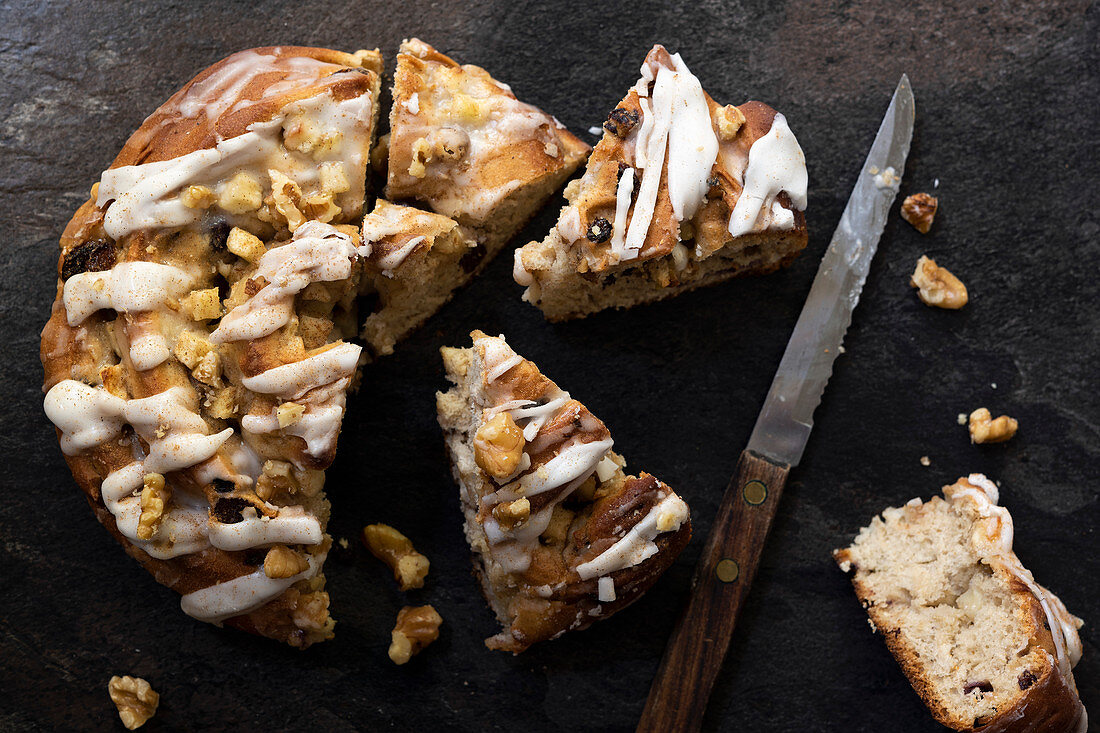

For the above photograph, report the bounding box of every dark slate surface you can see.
[1,1,1097,731]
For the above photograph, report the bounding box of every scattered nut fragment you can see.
[910,255,968,309]
[492,497,531,530]
[968,408,1018,444]
[363,523,429,590]
[474,412,526,479]
[604,107,640,137]
[901,192,938,234]
[957,413,969,426]
[226,227,266,262]
[107,675,159,730]
[191,350,222,387]
[716,104,746,140]
[136,473,168,540]
[180,287,223,321]
[388,605,443,665]
[920,455,931,467]
[264,544,310,579]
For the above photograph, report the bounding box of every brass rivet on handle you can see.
[743,479,767,505]
[716,558,740,583]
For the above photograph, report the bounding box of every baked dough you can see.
[41,46,383,647]
[436,331,691,652]
[834,475,1086,732]
[515,44,809,320]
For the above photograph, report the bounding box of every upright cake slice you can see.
[358,199,479,357]
[385,38,590,255]
[437,332,691,652]
[514,44,809,320]
[834,475,1086,732]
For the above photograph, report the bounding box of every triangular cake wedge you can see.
[514,45,809,320]
[41,46,383,647]
[358,199,479,357]
[834,475,1086,732]
[385,38,590,257]
[436,331,691,652]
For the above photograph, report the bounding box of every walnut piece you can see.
[492,497,531,530]
[901,192,938,234]
[716,105,745,140]
[180,288,223,321]
[226,227,266,262]
[388,605,443,665]
[218,171,263,214]
[474,412,526,479]
[255,459,295,501]
[363,523,429,590]
[969,408,1018,444]
[107,675,159,730]
[277,402,305,427]
[136,473,168,540]
[264,544,310,579]
[180,184,215,209]
[910,255,968,309]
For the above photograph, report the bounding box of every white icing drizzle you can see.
[403,92,420,114]
[63,262,193,326]
[129,330,172,371]
[180,553,321,623]
[97,86,372,239]
[44,380,126,455]
[486,353,523,382]
[241,377,349,462]
[576,492,689,579]
[610,167,635,253]
[207,506,322,551]
[212,222,362,343]
[102,462,210,560]
[621,75,673,259]
[597,576,616,603]
[512,248,534,287]
[123,388,233,474]
[664,53,718,222]
[945,474,1084,683]
[241,342,361,400]
[727,113,808,237]
[508,438,614,498]
[375,235,425,274]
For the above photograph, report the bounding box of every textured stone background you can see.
[1,1,1097,731]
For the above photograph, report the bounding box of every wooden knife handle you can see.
[637,449,790,733]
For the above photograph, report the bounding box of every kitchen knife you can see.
[638,75,915,732]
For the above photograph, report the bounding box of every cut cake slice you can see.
[385,38,590,255]
[834,474,1086,732]
[514,44,809,320]
[436,331,691,652]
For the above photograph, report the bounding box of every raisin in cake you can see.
[834,475,1086,732]
[436,331,691,652]
[514,44,809,320]
[41,46,384,647]
[385,38,590,259]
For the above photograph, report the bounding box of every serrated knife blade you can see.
[747,74,915,467]
[639,75,915,733]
